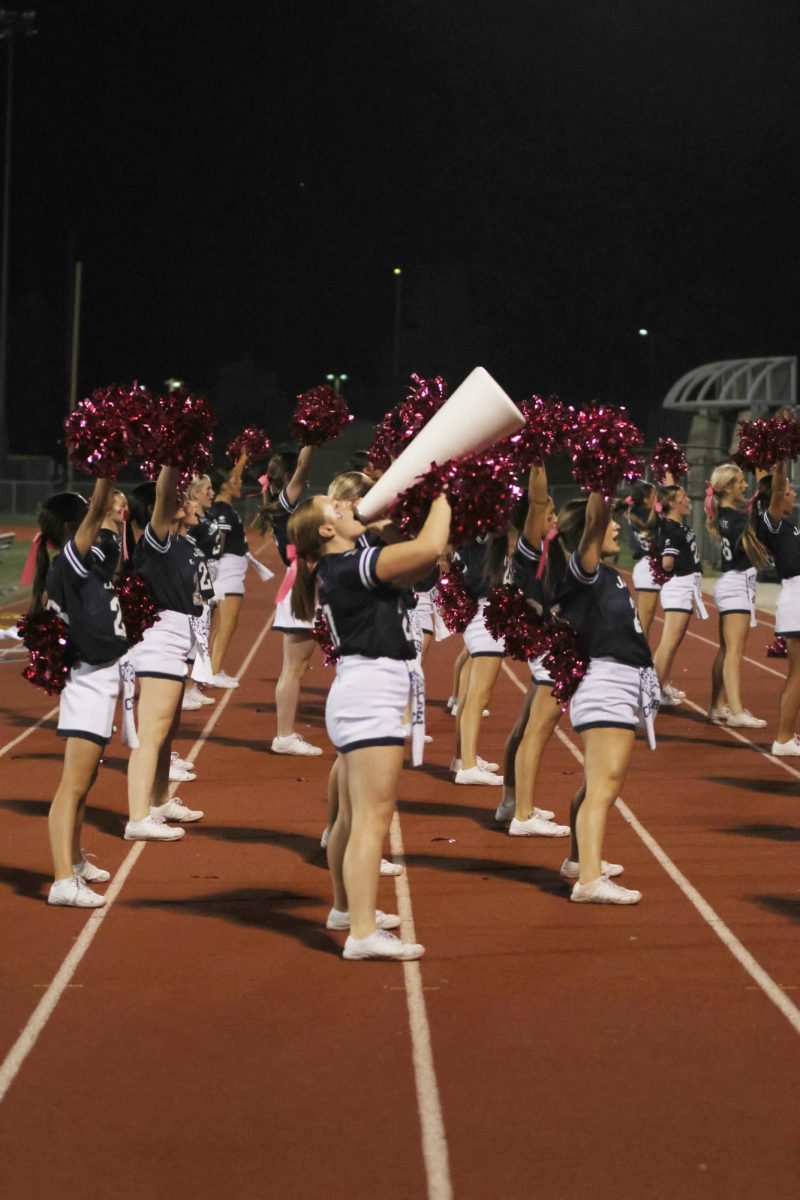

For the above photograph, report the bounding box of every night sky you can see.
[7,0,800,454]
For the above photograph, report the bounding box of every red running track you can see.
[0,543,798,1199]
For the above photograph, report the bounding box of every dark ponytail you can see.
[287,496,326,622]
[30,492,88,614]
[742,475,774,572]
[543,499,588,595]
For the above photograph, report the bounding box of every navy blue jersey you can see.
[414,564,440,593]
[133,524,211,615]
[661,518,701,576]
[46,540,128,665]
[717,507,751,573]
[91,529,122,583]
[510,533,550,613]
[272,487,296,567]
[626,509,663,561]
[554,553,652,669]
[193,514,222,560]
[757,511,800,580]
[316,546,416,661]
[210,499,246,557]
[454,539,493,599]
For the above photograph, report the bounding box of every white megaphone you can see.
[356,366,524,522]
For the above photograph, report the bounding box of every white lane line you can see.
[0,612,274,1106]
[679,695,800,782]
[501,662,800,1035]
[651,614,785,680]
[389,812,453,1200]
[0,706,59,762]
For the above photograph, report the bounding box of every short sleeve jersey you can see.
[132,524,212,616]
[554,553,652,669]
[272,488,296,567]
[454,539,492,600]
[210,500,246,557]
[91,529,122,583]
[716,508,751,573]
[661,519,701,576]
[46,540,128,665]
[316,546,416,661]
[193,514,222,560]
[627,509,663,561]
[757,511,800,580]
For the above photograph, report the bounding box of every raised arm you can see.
[769,459,788,523]
[73,477,117,559]
[285,445,316,507]
[374,494,452,583]
[575,492,610,577]
[522,464,550,546]
[150,466,180,542]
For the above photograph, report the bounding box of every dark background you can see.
[6,0,800,455]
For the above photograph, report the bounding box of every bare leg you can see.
[343,745,404,939]
[453,653,472,761]
[575,727,635,883]
[513,686,562,820]
[451,644,469,704]
[127,677,184,822]
[710,614,726,710]
[327,755,350,913]
[569,780,586,863]
[636,590,660,642]
[503,682,535,788]
[49,738,104,880]
[211,594,243,674]
[151,680,186,807]
[776,639,800,743]
[325,755,340,836]
[653,610,691,685]
[459,656,503,770]
[275,633,316,737]
[719,612,752,715]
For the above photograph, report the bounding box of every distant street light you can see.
[0,5,37,466]
[638,328,649,337]
[325,372,348,395]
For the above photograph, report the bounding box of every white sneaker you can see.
[771,735,800,756]
[342,929,425,960]
[192,689,215,706]
[454,765,503,786]
[48,876,106,907]
[183,687,214,709]
[168,764,197,782]
[707,705,731,724]
[73,851,111,884]
[181,692,203,711]
[151,797,204,822]
[124,814,186,841]
[509,814,570,837]
[560,858,623,881]
[726,709,767,729]
[571,876,641,904]
[209,671,240,689]
[320,826,330,849]
[446,695,458,715]
[326,908,402,931]
[495,797,555,823]
[171,752,196,771]
[659,689,684,708]
[450,756,499,774]
[380,858,404,876]
[662,683,686,702]
[271,733,323,756]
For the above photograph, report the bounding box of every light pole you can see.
[325,372,348,395]
[391,267,402,394]
[0,6,37,468]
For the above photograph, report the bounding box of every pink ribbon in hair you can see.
[654,502,663,513]
[703,482,715,521]
[19,532,43,588]
[535,526,559,581]
[258,473,269,498]
[275,544,297,604]
[624,495,633,505]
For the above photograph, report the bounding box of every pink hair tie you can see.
[535,526,559,580]
[654,502,663,513]
[258,473,269,497]
[624,495,633,505]
[703,482,715,521]
[19,532,43,588]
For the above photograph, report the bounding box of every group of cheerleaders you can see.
[29,435,800,960]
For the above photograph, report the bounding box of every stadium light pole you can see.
[0,6,37,468]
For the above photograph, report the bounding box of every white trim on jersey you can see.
[358,546,381,590]
[63,541,89,578]
[144,525,171,555]
[516,534,541,563]
[569,552,599,586]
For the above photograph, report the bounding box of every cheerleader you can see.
[181,474,220,711]
[260,446,322,756]
[125,466,210,840]
[753,462,800,754]
[290,490,452,960]
[33,479,129,906]
[652,483,707,704]
[706,464,767,727]
[208,467,248,687]
[450,532,510,785]
[553,492,657,903]
[496,464,568,837]
[625,479,666,641]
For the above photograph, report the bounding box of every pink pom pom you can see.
[767,636,788,659]
[312,608,339,667]
[650,437,688,485]
[143,389,216,478]
[64,397,130,479]
[433,563,478,634]
[291,385,353,447]
[115,571,159,645]
[483,584,543,660]
[497,394,574,470]
[447,452,525,541]
[769,417,800,464]
[647,548,670,587]
[387,463,446,538]
[368,374,449,470]
[732,415,800,471]
[17,611,73,694]
[567,405,644,497]
[537,618,589,709]
[227,427,271,465]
